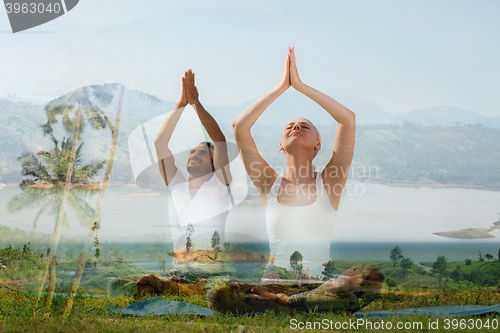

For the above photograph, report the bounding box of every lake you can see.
[1,181,499,264]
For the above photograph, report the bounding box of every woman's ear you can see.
[279,142,284,152]
[315,142,321,152]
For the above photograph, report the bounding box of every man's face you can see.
[186,144,213,176]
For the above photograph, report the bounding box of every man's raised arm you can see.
[184,69,232,185]
[154,73,189,185]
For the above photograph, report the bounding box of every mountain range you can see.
[5,89,498,127]
[1,83,499,186]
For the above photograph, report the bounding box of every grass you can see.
[1,288,500,332]
[2,257,500,331]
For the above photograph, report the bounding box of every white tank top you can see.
[265,171,337,274]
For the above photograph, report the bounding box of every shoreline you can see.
[2,181,499,191]
[359,179,500,191]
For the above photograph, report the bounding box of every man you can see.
[154,69,232,252]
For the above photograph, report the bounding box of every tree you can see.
[94,224,100,268]
[8,185,97,235]
[450,265,462,282]
[158,259,167,276]
[289,251,303,278]
[478,251,484,262]
[211,231,221,259]
[431,255,448,288]
[400,257,413,282]
[321,260,336,281]
[42,86,113,256]
[66,84,127,316]
[18,134,105,186]
[63,86,161,317]
[185,224,195,250]
[498,248,500,261]
[390,246,403,269]
[485,253,494,261]
[385,278,397,291]
[465,258,472,266]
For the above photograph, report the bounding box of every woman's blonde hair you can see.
[303,118,321,158]
[303,118,321,143]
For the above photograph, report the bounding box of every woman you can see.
[207,48,382,314]
[233,47,356,275]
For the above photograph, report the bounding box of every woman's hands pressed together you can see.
[289,46,304,91]
[278,46,305,93]
[277,50,291,93]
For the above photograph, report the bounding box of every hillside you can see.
[1,86,500,189]
[353,123,500,189]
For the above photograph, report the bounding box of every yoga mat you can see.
[356,304,500,318]
[108,297,214,316]
[109,297,500,318]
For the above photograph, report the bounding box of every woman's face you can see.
[280,118,321,155]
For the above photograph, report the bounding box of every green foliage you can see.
[465,258,472,265]
[399,257,414,281]
[0,243,45,281]
[185,237,192,251]
[444,280,483,291]
[450,265,462,282]
[389,246,403,269]
[385,278,397,289]
[431,255,448,288]
[289,251,303,278]
[2,286,500,332]
[211,231,221,259]
[185,224,194,250]
[265,266,295,280]
[43,85,113,136]
[18,134,105,185]
[321,260,336,281]
[412,265,427,276]
[485,253,494,261]
[478,251,485,262]
[158,259,167,275]
[94,233,100,263]
[223,242,250,252]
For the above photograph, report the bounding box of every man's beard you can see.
[187,164,211,176]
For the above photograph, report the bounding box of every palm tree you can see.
[18,134,105,187]
[63,85,160,316]
[64,86,125,311]
[10,134,104,232]
[34,85,113,306]
[42,86,114,255]
[9,140,102,304]
[7,186,98,235]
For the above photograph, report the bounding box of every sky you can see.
[0,0,499,116]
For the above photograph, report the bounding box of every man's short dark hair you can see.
[201,141,214,152]
[200,141,215,171]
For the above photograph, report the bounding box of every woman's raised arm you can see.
[289,47,356,210]
[232,53,291,203]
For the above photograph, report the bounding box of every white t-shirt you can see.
[167,170,230,251]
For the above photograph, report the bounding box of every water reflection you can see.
[7,186,98,238]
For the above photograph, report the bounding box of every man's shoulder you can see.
[169,170,187,187]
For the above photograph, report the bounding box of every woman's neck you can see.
[283,153,316,184]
